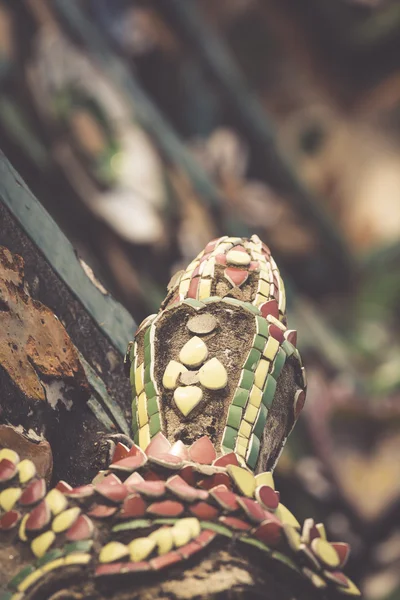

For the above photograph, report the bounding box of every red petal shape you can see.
[119,494,147,518]
[66,485,94,499]
[55,480,72,493]
[224,267,249,288]
[170,441,189,461]
[209,486,239,512]
[145,433,171,458]
[196,529,217,547]
[187,277,200,299]
[189,436,216,465]
[147,500,184,517]
[255,485,279,511]
[112,442,130,464]
[95,482,128,503]
[237,497,266,523]
[150,551,182,571]
[249,261,259,272]
[260,300,279,319]
[0,510,20,530]
[178,540,202,559]
[268,324,284,343]
[19,479,46,506]
[331,542,350,567]
[199,473,232,491]
[189,502,219,520]
[148,453,184,469]
[124,472,145,489]
[213,453,240,468]
[87,504,118,519]
[179,466,197,486]
[65,514,94,541]
[111,454,147,472]
[0,458,17,482]
[284,330,297,347]
[130,480,166,498]
[215,254,227,265]
[219,516,251,531]
[254,519,282,545]
[26,500,51,531]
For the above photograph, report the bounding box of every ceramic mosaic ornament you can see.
[0,236,360,599]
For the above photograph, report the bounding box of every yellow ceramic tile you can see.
[99,541,129,563]
[52,507,81,533]
[275,503,300,529]
[198,357,228,390]
[31,530,56,558]
[255,361,271,390]
[137,392,148,427]
[171,518,199,547]
[129,537,156,562]
[174,386,203,416]
[17,569,44,592]
[134,362,145,396]
[179,336,208,367]
[179,278,191,296]
[149,527,174,555]
[17,459,36,484]
[227,465,256,497]
[266,314,286,330]
[46,488,68,516]
[0,448,19,464]
[311,538,340,568]
[238,420,251,438]
[263,337,280,361]
[255,471,275,490]
[255,293,268,306]
[139,424,150,450]
[236,444,246,459]
[0,487,21,511]
[40,557,65,574]
[64,553,91,566]
[202,257,215,278]
[249,383,264,407]
[258,279,270,298]
[244,403,258,424]
[226,250,251,266]
[19,514,29,542]
[315,522,326,540]
[198,279,212,300]
[341,577,361,596]
[162,360,187,390]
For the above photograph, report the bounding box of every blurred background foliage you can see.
[1,0,400,597]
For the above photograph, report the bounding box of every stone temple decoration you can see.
[0,236,360,598]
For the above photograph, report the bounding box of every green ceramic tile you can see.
[281,340,295,357]
[144,364,151,384]
[203,296,222,303]
[222,297,243,307]
[262,375,277,409]
[246,434,260,470]
[149,413,161,437]
[240,536,271,553]
[200,521,233,538]
[243,302,260,315]
[64,540,93,555]
[222,426,237,450]
[129,363,136,393]
[271,348,286,379]
[0,590,14,600]
[256,316,269,338]
[145,380,156,399]
[144,327,151,347]
[131,401,139,434]
[36,548,64,567]
[253,404,268,439]
[9,566,35,590]
[239,369,255,390]
[144,344,152,365]
[147,396,159,416]
[253,334,266,352]
[227,405,242,429]
[244,349,261,372]
[232,388,249,408]
[133,430,139,445]
[184,299,205,309]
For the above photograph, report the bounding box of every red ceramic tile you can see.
[260,300,279,320]
[325,571,349,587]
[189,437,217,465]
[26,500,51,531]
[331,542,350,567]
[237,497,266,523]
[189,501,219,521]
[150,551,182,571]
[213,453,240,468]
[145,433,171,458]
[170,441,190,461]
[95,482,128,503]
[143,469,165,482]
[268,324,284,343]
[231,245,247,253]
[124,472,144,489]
[87,504,118,519]
[204,240,218,253]
[178,540,202,559]
[121,561,152,573]
[261,243,271,257]
[215,254,227,265]
[102,473,122,486]
[55,480,73,493]
[147,500,184,517]
[224,267,249,288]
[209,486,239,512]
[111,454,147,473]
[131,480,166,498]
[0,458,17,482]
[255,485,279,511]
[65,514,94,541]
[148,453,184,470]
[196,529,217,547]
[95,563,125,577]
[253,519,282,545]
[0,510,20,530]
[179,466,197,487]
[249,261,259,272]
[192,266,201,278]
[284,330,297,347]
[119,494,147,519]
[199,473,232,491]
[66,484,94,499]
[112,442,130,464]
[166,475,207,502]
[294,390,306,420]
[187,277,200,299]
[219,516,251,531]
[19,478,46,506]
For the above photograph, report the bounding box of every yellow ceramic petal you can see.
[263,337,280,361]
[266,314,286,330]
[40,557,65,573]
[52,507,81,533]
[149,527,174,555]
[255,471,275,490]
[275,503,300,529]
[311,538,340,568]
[254,361,270,390]
[179,337,208,367]
[258,279,270,298]
[341,577,361,596]
[316,522,327,540]
[180,518,200,537]
[249,385,263,408]
[99,541,129,563]
[228,465,256,497]
[162,360,188,390]
[129,537,156,562]
[137,392,148,427]
[172,521,193,547]
[198,279,212,300]
[17,569,44,592]
[238,420,251,438]
[138,424,150,450]
[244,403,258,424]
[0,448,19,464]
[202,257,215,278]
[283,524,301,552]
[174,386,203,416]
[134,363,145,396]
[198,357,228,390]
[179,278,190,296]
[0,487,21,511]
[19,514,29,542]
[17,459,36,484]
[46,488,68,516]
[64,553,91,566]
[236,444,246,459]
[31,530,56,558]
[226,250,251,266]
